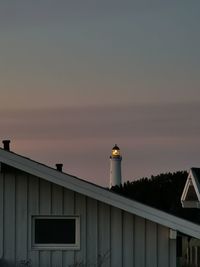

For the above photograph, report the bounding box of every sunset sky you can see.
[1,1,200,186]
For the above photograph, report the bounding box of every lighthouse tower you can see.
[109,144,122,188]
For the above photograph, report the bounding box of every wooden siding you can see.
[0,168,176,267]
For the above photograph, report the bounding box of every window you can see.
[32,216,80,250]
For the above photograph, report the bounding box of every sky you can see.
[1,1,200,186]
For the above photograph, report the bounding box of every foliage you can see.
[111,171,188,214]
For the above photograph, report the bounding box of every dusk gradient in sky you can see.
[1,1,200,185]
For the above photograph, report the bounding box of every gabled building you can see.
[0,141,200,267]
[181,168,200,208]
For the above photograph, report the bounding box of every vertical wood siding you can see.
[39,179,51,267]
[75,192,87,265]
[98,202,111,267]
[51,184,63,267]
[158,225,169,267]
[111,207,122,267]
[87,198,98,266]
[146,220,157,267]
[122,211,134,267]
[4,172,16,265]
[63,189,75,266]
[16,173,28,263]
[0,169,176,267]
[135,216,145,267]
[28,175,39,267]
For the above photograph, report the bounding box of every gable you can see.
[181,169,200,208]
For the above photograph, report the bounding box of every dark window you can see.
[33,217,77,246]
[32,216,80,250]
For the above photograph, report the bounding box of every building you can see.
[0,142,200,267]
[181,167,200,209]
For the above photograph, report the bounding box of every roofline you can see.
[0,148,200,239]
[181,170,193,202]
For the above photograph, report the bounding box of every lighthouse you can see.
[109,144,122,188]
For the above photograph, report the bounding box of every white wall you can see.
[0,166,176,267]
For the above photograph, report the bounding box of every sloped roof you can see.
[0,148,200,239]
[112,144,120,150]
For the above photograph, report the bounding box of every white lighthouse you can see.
[109,144,122,188]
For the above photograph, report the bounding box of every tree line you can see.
[111,171,200,223]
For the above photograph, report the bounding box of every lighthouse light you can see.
[112,144,120,157]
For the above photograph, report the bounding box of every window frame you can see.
[31,215,80,250]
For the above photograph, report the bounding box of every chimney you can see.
[2,140,10,151]
[56,163,63,172]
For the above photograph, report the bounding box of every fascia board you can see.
[191,170,200,201]
[1,149,200,239]
[181,172,192,201]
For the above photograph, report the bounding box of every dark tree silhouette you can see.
[111,171,200,224]
[111,171,187,210]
